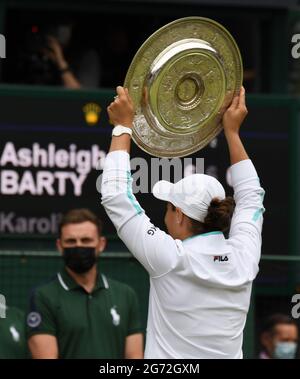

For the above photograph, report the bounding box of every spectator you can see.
[26,208,143,359]
[17,22,101,89]
[44,32,82,89]
[45,23,102,89]
[0,305,29,359]
[259,314,298,359]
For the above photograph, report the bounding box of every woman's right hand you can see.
[222,86,248,136]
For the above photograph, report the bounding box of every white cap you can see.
[152,174,226,223]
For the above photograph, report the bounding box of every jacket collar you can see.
[182,231,229,254]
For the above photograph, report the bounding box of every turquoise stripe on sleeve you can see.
[252,207,265,222]
[252,189,265,221]
[126,171,143,214]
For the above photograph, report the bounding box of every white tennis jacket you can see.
[101,150,265,359]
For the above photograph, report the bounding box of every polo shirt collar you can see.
[57,267,109,292]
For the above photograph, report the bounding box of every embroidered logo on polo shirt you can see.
[27,312,42,328]
[110,306,120,326]
[213,255,229,262]
[9,326,20,342]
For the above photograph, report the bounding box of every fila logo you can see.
[213,255,229,262]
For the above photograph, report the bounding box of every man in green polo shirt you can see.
[26,208,143,359]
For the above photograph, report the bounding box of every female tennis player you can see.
[101,86,265,359]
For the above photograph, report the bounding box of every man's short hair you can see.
[59,208,103,237]
[262,313,297,335]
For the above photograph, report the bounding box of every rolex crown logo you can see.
[83,103,101,125]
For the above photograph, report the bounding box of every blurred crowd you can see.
[2,15,257,91]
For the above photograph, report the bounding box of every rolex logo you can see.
[83,103,101,126]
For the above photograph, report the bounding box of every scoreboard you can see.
[0,86,293,256]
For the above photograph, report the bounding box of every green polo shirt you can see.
[26,269,143,359]
[0,306,29,359]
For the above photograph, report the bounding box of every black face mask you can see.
[63,247,97,274]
